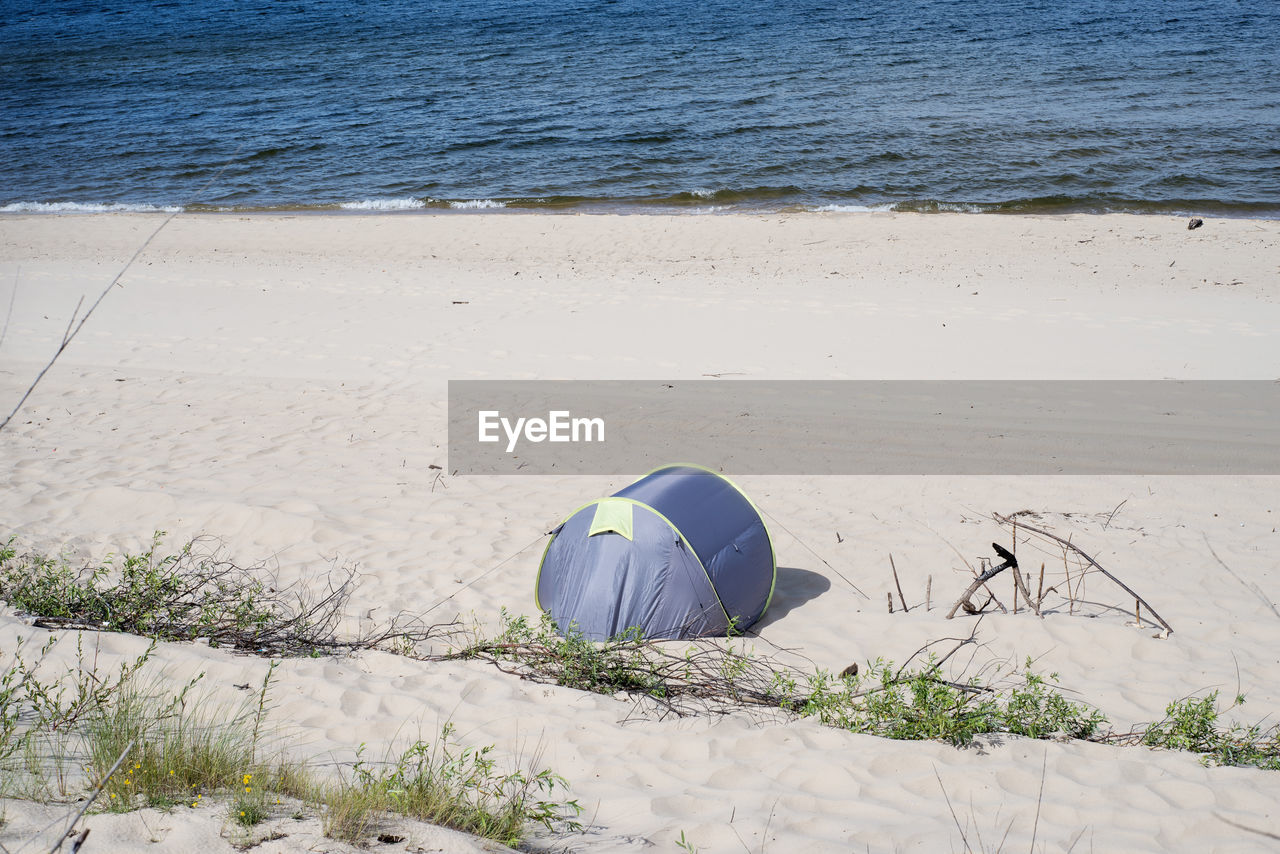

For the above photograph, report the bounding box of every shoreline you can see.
[4,200,1280,219]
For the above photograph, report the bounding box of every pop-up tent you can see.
[535,465,776,640]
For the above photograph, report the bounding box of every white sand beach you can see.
[1,211,1278,852]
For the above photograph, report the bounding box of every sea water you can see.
[2,0,1277,215]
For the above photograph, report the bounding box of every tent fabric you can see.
[535,465,776,640]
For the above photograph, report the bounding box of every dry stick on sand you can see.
[1062,543,1076,615]
[1012,522,1019,613]
[889,553,909,612]
[1007,519,1041,616]
[995,512,1174,636]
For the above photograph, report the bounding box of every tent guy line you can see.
[0,143,246,433]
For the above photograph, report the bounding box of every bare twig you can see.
[1103,499,1127,530]
[50,739,135,853]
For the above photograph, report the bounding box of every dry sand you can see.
[1,211,1278,852]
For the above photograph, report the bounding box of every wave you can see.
[448,199,507,209]
[0,201,183,213]
[811,203,896,213]
[339,197,426,211]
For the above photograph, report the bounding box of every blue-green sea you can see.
[2,0,1277,215]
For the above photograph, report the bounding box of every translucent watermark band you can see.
[447,380,1280,475]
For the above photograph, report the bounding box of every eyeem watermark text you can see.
[477,410,605,453]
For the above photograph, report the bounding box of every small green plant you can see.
[1142,692,1280,770]
[0,533,276,646]
[0,534,459,658]
[675,829,700,852]
[786,656,1107,748]
[232,772,269,826]
[999,662,1108,740]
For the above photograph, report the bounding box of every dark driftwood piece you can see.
[946,543,1018,620]
[995,512,1173,636]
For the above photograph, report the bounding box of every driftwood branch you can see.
[946,543,1017,619]
[995,512,1173,635]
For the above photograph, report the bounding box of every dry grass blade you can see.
[934,766,972,853]
[1030,749,1047,853]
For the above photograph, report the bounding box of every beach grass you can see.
[0,616,581,847]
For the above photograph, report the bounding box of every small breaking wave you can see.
[448,199,507,209]
[811,203,895,212]
[339,197,426,211]
[0,201,183,213]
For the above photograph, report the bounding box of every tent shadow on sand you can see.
[750,565,831,632]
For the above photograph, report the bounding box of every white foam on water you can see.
[811,203,895,212]
[928,203,985,213]
[689,188,717,198]
[339,197,426,211]
[448,199,507,209]
[0,201,183,213]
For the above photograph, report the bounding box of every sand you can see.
[1,211,1278,852]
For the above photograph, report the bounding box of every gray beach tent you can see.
[535,465,776,640]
